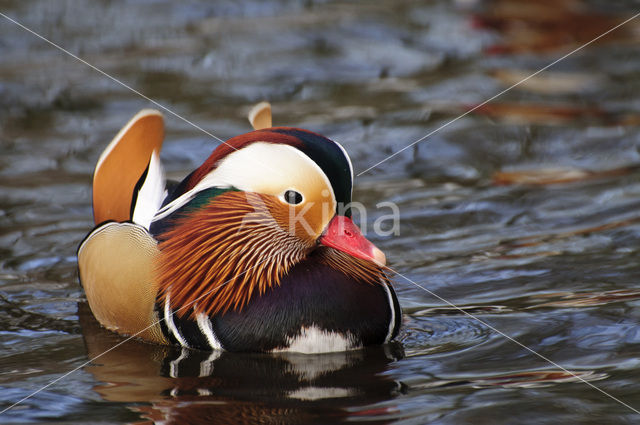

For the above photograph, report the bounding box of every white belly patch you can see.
[274,325,360,354]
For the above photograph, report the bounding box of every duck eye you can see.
[283,190,303,205]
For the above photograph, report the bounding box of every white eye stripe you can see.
[153,143,337,222]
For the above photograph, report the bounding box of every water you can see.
[1,0,640,423]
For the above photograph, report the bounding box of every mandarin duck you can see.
[78,105,401,353]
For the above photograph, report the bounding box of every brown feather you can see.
[92,110,164,225]
[156,191,311,318]
[315,247,389,286]
[156,191,390,319]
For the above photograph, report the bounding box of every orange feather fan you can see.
[156,191,308,318]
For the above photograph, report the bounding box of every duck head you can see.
[151,128,386,318]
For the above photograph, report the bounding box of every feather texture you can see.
[156,190,389,320]
[92,110,164,224]
[78,222,167,344]
[157,191,309,317]
[80,109,401,353]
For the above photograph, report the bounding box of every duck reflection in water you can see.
[79,303,406,424]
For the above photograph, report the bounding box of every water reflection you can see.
[79,303,405,424]
[416,369,607,391]
[2,0,640,422]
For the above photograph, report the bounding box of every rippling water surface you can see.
[2,0,640,423]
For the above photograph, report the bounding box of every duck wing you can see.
[79,109,168,344]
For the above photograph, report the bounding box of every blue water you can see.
[2,0,640,423]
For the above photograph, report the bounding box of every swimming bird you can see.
[78,106,401,353]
